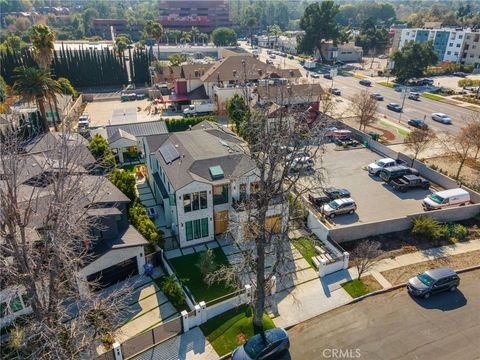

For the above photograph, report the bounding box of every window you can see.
[200,191,208,209]
[250,182,260,194]
[459,35,463,39]
[192,192,200,211]
[456,44,461,48]
[449,43,453,47]
[185,221,193,241]
[239,183,247,201]
[185,218,209,241]
[183,193,192,213]
[455,52,459,56]
[213,184,229,205]
[447,51,451,55]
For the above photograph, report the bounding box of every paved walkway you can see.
[132,327,217,360]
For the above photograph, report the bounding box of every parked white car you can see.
[78,115,90,129]
[431,113,452,124]
[367,157,398,176]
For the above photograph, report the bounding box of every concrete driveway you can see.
[287,269,480,360]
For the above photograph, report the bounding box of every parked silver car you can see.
[431,113,452,124]
[321,198,357,218]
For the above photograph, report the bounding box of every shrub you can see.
[411,217,449,245]
[109,168,137,201]
[196,249,217,278]
[129,200,163,247]
[88,134,116,170]
[164,116,217,132]
[448,223,468,241]
[158,275,186,310]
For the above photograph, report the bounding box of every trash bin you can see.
[143,263,154,276]
[363,140,369,148]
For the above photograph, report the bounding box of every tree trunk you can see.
[36,97,50,132]
[316,42,325,62]
[456,158,466,180]
[474,146,479,161]
[253,237,266,334]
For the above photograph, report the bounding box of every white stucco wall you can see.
[444,30,465,63]
[175,181,215,247]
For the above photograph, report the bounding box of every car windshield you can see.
[243,330,282,358]
[429,194,445,204]
[417,273,435,286]
[328,200,339,209]
[375,160,386,166]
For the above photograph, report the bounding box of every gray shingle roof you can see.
[107,128,137,144]
[151,122,255,191]
[106,120,168,142]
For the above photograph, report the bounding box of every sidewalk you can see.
[131,327,217,360]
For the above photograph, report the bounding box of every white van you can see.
[423,188,470,211]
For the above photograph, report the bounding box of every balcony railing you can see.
[231,194,284,212]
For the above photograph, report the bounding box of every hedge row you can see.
[164,116,217,132]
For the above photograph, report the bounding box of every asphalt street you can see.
[284,269,480,360]
[240,42,478,136]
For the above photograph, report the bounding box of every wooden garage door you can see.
[214,210,229,235]
[87,256,138,289]
[265,216,282,234]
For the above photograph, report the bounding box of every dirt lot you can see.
[424,155,480,191]
[307,143,436,226]
[83,99,158,127]
[381,249,480,285]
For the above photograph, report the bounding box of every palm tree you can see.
[199,32,209,45]
[13,67,62,133]
[190,26,199,44]
[144,20,164,60]
[30,24,55,70]
[180,32,191,45]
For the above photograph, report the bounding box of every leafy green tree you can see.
[129,199,163,247]
[109,168,137,201]
[180,31,191,44]
[212,27,237,47]
[196,249,217,278]
[299,1,344,61]
[0,75,7,103]
[391,41,438,83]
[169,54,186,67]
[190,26,199,44]
[226,94,249,134]
[267,24,281,49]
[13,67,62,132]
[356,17,389,67]
[1,34,25,52]
[82,8,99,36]
[30,24,55,70]
[88,134,116,169]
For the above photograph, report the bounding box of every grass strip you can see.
[421,93,461,105]
[341,279,370,298]
[378,81,394,88]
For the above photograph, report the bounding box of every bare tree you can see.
[351,240,382,279]
[351,89,378,132]
[442,123,477,180]
[404,128,436,166]
[463,116,480,162]
[0,125,130,359]
[207,82,333,332]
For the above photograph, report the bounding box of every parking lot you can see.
[307,143,437,226]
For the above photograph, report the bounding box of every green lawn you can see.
[378,81,394,88]
[341,279,370,298]
[292,237,317,269]
[200,305,276,356]
[169,247,234,303]
[421,93,461,105]
[378,120,410,137]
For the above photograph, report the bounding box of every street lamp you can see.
[331,47,338,89]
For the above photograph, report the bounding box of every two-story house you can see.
[144,121,287,248]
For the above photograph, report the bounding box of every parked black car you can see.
[359,79,372,86]
[390,175,430,192]
[324,73,332,79]
[407,267,460,299]
[324,187,351,199]
[387,103,403,112]
[232,328,290,360]
[408,119,428,129]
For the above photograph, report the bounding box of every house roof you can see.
[156,63,213,82]
[200,56,302,83]
[89,225,148,262]
[151,121,255,190]
[256,83,324,103]
[188,85,209,100]
[108,128,137,144]
[106,120,168,142]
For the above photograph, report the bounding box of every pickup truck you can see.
[390,175,430,192]
[367,157,404,176]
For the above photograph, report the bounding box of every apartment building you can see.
[158,0,231,33]
[395,27,479,66]
[144,121,287,248]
